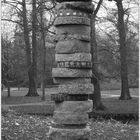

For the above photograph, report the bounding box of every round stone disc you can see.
[55,53,91,62]
[52,68,92,78]
[49,126,91,140]
[55,100,92,113]
[58,83,93,94]
[55,25,90,37]
[55,40,90,54]
[54,16,90,26]
[53,78,91,84]
[55,1,93,14]
[53,111,88,125]
[55,34,90,42]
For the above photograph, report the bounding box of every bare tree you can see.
[108,0,132,99]
[116,0,131,100]
[25,0,39,96]
[90,0,106,110]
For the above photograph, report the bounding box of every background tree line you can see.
[2,0,138,109]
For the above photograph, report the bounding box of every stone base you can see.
[49,126,91,140]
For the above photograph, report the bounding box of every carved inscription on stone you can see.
[57,61,92,68]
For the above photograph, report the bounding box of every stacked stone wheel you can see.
[49,1,94,140]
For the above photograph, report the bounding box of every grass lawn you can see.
[2,88,138,116]
[2,110,138,140]
[1,88,139,140]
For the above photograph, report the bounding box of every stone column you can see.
[49,1,94,140]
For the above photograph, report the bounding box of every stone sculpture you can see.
[49,0,94,139]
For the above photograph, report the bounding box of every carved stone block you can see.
[52,68,92,78]
[54,16,90,26]
[55,100,92,113]
[56,1,93,14]
[53,78,91,84]
[49,127,91,140]
[53,111,88,125]
[55,25,90,37]
[55,53,91,62]
[56,40,90,54]
[58,83,93,94]
[55,34,90,42]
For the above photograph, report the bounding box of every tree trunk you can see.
[7,82,11,97]
[116,0,131,100]
[41,43,46,101]
[90,11,106,110]
[40,2,46,101]
[22,0,38,96]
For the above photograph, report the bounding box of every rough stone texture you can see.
[52,68,92,78]
[55,34,90,42]
[53,111,88,125]
[49,127,91,140]
[55,40,90,54]
[58,83,93,94]
[55,53,91,62]
[54,16,90,26]
[53,78,91,84]
[55,25,90,37]
[49,0,93,139]
[56,1,93,14]
[55,100,92,113]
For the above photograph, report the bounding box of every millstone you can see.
[49,126,91,140]
[53,78,91,84]
[54,16,90,26]
[55,25,90,37]
[55,40,90,54]
[54,34,90,42]
[53,111,88,125]
[55,53,91,62]
[52,68,92,78]
[55,101,92,112]
[58,83,94,94]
